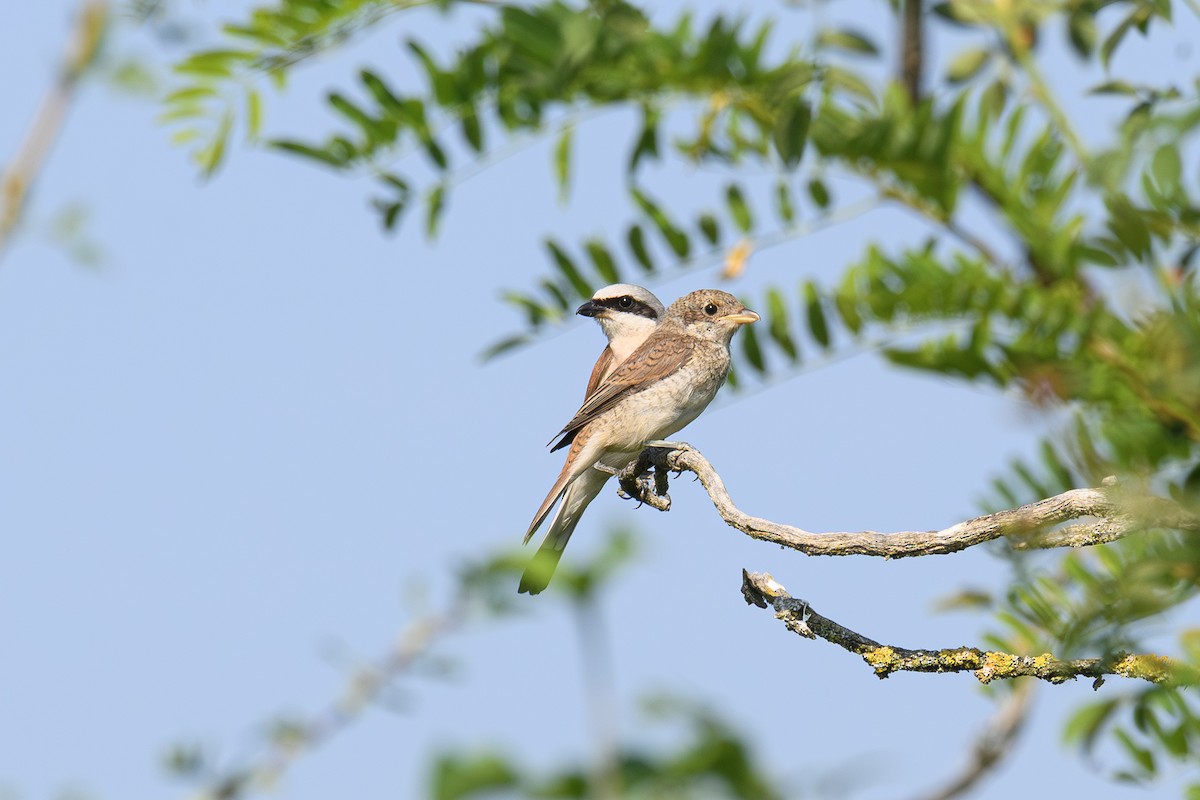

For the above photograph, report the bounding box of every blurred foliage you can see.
[429,699,785,800]
[165,0,1200,794]
[164,530,659,799]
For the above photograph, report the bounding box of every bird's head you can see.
[576,284,665,341]
[667,289,760,342]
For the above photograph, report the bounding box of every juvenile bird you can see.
[576,284,665,398]
[520,289,759,594]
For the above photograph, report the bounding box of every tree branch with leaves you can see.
[158,0,1200,794]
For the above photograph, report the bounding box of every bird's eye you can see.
[618,296,633,308]
[704,303,718,316]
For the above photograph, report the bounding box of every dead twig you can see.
[618,444,1200,558]
[741,570,1193,686]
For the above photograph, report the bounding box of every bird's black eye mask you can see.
[595,296,659,319]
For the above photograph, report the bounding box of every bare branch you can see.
[740,571,1193,686]
[622,444,1200,558]
[901,0,923,103]
[913,681,1034,800]
[0,0,108,263]
[186,610,459,800]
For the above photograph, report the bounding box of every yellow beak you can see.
[719,310,760,325]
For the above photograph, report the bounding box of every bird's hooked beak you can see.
[576,300,603,318]
[719,308,760,325]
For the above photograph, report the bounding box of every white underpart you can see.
[598,313,659,364]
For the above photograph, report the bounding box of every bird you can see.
[575,284,665,399]
[520,289,759,594]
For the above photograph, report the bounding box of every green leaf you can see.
[407,40,456,105]
[631,188,689,258]
[628,104,660,173]
[270,139,348,169]
[946,48,990,84]
[430,752,518,800]
[545,239,592,297]
[725,184,753,233]
[980,80,1008,121]
[774,180,795,224]
[199,109,233,177]
[480,333,533,361]
[170,128,202,146]
[174,51,239,78]
[766,288,798,361]
[425,183,446,238]
[379,200,405,231]
[420,135,448,171]
[245,89,262,140]
[554,125,573,202]
[816,29,879,56]
[1089,80,1139,96]
[698,213,721,246]
[585,239,620,284]
[1150,145,1182,198]
[500,6,562,68]
[740,321,766,374]
[328,92,378,141]
[1100,11,1139,69]
[1113,727,1157,775]
[163,86,216,105]
[538,278,571,312]
[1068,8,1097,57]
[805,281,830,348]
[808,178,830,210]
[501,292,551,328]
[627,224,655,273]
[461,105,484,153]
[833,283,862,334]
[772,99,810,169]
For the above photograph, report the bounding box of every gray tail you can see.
[518,469,606,594]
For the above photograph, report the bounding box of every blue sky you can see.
[2,2,1196,799]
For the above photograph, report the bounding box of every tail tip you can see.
[516,577,545,595]
[518,549,560,595]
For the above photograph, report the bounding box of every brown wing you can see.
[584,345,614,400]
[549,332,695,452]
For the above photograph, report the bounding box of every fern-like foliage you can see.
[163,0,1200,790]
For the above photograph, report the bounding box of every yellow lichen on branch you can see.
[741,570,1195,687]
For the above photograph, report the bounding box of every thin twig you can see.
[901,0,923,103]
[617,445,1200,558]
[913,680,1034,800]
[187,610,460,800]
[741,571,1193,685]
[0,0,108,263]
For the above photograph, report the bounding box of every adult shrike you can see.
[576,284,665,398]
[521,289,759,594]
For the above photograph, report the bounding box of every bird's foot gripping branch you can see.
[610,442,1200,686]
[604,444,683,512]
[611,444,1200,558]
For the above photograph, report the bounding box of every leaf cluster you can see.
[429,699,784,800]
[164,0,1200,792]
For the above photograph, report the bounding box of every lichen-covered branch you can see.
[741,571,1193,686]
[617,444,1200,558]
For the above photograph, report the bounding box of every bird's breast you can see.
[597,345,729,450]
